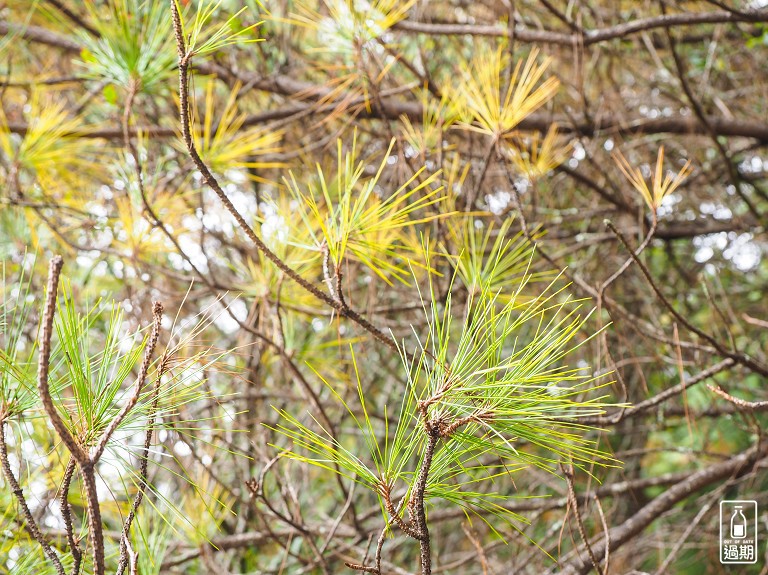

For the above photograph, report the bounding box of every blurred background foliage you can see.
[1,0,768,574]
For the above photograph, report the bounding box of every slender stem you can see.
[598,217,657,296]
[372,523,388,574]
[562,465,603,575]
[708,384,768,412]
[581,357,735,425]
[122,78,211,284]
[92,301,163,464]
[0,419,66,575]
[60,457,82,575]
[409,429,439,575]
[116,348,169,575]
[466,141,495,211]
[381,485,419,539]
[169,1,397,354]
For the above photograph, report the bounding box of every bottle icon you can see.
[731,506,747,539]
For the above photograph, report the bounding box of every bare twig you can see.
[394,9,768,45]
[91,302,163,464]
[708,384,768,412]
[562,465,603,575]
[581,354,736,426]
[60,457,82,575]
[554,444,768,575]
[0,418,66,575]
[461,522,491,575]
[605,221,768,377]
[592,495,609,573]
[598,218,657,297]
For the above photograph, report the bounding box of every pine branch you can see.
[91,301,163,464]
[116,349,169,575]
[0,419,66,575]
[60,458,82,575]
[169,0,398,354]
[37,256,104,575]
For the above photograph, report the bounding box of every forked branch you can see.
[37,257,105,575]
[36,256,165,575]
[169,0,396,353]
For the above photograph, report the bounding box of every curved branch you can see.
[554,444,768,575]
[36,256,105,575]
[394,9,768,45]
[169,1,398,354]
[0,419,66,575]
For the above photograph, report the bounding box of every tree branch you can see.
[60,457,82,575]
[36,256,105,575]
[169,1,399,355]
[394,9,768,45]
[0,419,66,575]
[554,444,768,575]
[605,221,768,377]
[91,301,163,464]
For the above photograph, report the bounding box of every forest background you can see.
[1,1,768,574]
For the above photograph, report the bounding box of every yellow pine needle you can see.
[187,80,284,177]
[114,183,190,258]
[0,93,102,190]
[286,138,451,284]
[240,194,325,306]
[276,0,415,115]
[613,146,693,213]
[459,47,559,141]
[115,195,153,255]
[400,89,460,156]
[507,124,572,180]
